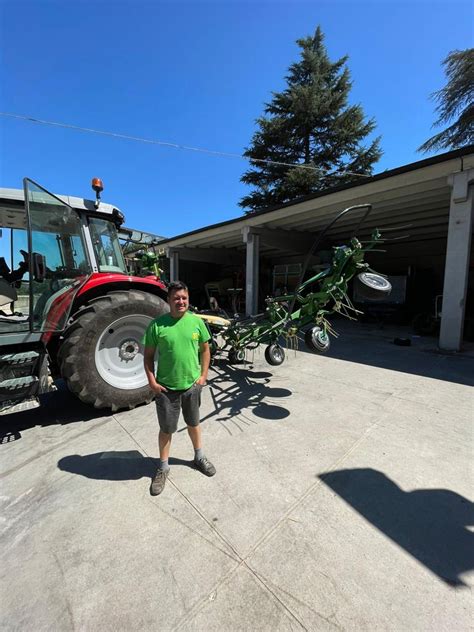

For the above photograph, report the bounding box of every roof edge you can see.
[159,144,474,245]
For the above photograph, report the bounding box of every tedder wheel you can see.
[58,290,168,411]
[304,326,330,354]
[209,336,218,357]
[264,344,285,366]
[228,348,245,364]
[356,272,392,300]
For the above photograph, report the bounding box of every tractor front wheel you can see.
[58,290,168,411]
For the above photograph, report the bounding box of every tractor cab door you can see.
[24,179,93,332]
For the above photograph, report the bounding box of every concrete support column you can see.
[242,227,260,316]
[168,249,180,282]
[439,169,474,351]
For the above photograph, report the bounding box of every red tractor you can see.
[0,178,169,415]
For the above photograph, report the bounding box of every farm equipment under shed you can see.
[197,204,393,366]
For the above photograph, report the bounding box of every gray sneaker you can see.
[150,468,169,496]
[194,456,216,477]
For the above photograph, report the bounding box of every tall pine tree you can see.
[240,26,382,214]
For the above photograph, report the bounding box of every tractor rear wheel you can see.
[58,290,168,411]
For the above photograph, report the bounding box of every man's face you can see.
[168,289,189,317]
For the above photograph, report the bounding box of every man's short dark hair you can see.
[167,281,189,296]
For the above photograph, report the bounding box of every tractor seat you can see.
[0,278,18,307]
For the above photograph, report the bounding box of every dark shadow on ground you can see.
[58,450,194,480]
[178,359,292,434]
[319,468,474,587]
[295,320,474,387]
[0,381,111,445]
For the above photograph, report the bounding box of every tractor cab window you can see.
[88,218,127,274]
[0,182,93,333]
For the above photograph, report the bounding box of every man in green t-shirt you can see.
[143,281,216,496]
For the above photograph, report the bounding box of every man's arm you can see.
[195,342,210,386]
[143,346,168,394]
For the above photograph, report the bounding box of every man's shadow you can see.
[319,468,474,587]
[58,451,193,481]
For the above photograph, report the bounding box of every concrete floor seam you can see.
[146,496,240,563]
[242,559,310,631]
[166,521,309,631]
[170,556,308,632]
[170,562,243,631]
[247,564,343,631]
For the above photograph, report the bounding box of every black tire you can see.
[304,326,331,354]
[394,337,411,346]
[228,348,245,364]
[58,290,168,411]
[264,344,285,366]
[356,273,392,300]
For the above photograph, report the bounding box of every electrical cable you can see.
[0,111,371,179]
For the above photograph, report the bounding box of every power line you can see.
[0,111,370,178]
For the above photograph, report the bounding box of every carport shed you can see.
[158,146,474,352]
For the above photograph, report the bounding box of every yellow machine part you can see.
[195,313,231,329]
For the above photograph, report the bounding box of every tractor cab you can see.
[0,178,128,337]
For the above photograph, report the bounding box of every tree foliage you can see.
[240,26,382,214]
[419,48,474,153]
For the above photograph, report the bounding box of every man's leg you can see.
[182,384,216,477]
[159,430,172,470]
[186,424,202,450]
[150,392,180,496]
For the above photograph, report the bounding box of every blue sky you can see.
[1,0,472,239]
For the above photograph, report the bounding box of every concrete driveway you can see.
[1,323,473,631]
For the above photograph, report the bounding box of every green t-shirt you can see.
[142,312,210,390]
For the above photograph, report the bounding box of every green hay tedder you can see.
[198,204,394,366]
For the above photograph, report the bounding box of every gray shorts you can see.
[155,383,203,434]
